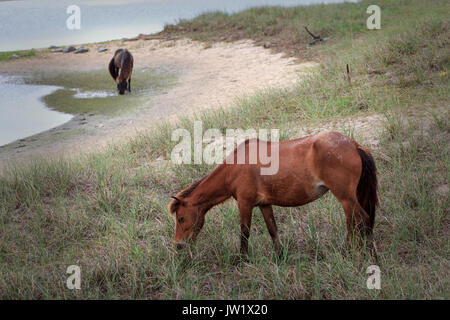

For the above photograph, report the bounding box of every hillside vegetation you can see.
[0,0,448,299]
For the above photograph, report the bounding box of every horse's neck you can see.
[190,165,230,212]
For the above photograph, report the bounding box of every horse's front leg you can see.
[238,202,253,258]
[259,205,283,257]
[128,78,131,92]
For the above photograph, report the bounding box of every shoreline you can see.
[0,76,74,147]
[0,37,314,168]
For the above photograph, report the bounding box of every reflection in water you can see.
[72,89,116,99]
[0,77,73,146]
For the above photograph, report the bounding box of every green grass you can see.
[160,0,449,59]
[130,10,449,161]
[0,49,36,61]
[25,68,178,115]
[0,0,448,299]
[0,113,448,299]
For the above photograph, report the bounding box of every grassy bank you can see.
[161,0,449,60]
[0,0,448,299]
[0,49,36,62]
[23,68,178,116]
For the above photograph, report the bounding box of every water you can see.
[0,77,73,146]
[0,0,357,52]
[72,89,116,99]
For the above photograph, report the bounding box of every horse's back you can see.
[114,49,133,68]
[224,136,319,206]
[227,132,357,170]
[312,131,356,152]
[310,131,360,170]
[113,49,133,82]
[225,132,361,207]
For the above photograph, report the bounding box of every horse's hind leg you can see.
[259,205,282,256]
[128,78,131,92]
[341,199,377,259]
[337,197,371,246]
[323,176,370,245]
[314,136,373,250]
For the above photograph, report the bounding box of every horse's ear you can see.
[169,196,185,214]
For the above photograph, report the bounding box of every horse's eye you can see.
[178,217,185,223]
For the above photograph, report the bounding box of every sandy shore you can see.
[0,38,317,167]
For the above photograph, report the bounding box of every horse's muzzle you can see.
[175,242,186,251]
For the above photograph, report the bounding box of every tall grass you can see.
[1,113,448,299]
[0,49,36,61]
[0,0,448,299]
[161,0,449,59]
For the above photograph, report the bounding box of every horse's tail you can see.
[108,57,118,80]
[356,146,379,235]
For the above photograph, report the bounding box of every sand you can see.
[0,38,318,167]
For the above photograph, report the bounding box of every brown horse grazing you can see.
[168,131,378,257]
[109,49,134,95]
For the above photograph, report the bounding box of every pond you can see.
[0,76,73,146]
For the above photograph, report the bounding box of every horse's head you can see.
[168,196,205,250]
[117,80,127,95]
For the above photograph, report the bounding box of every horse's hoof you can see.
[236,253,249,264]
[277,250,284,260]
[229,254,246,265]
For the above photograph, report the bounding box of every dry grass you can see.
[0,0,448,299]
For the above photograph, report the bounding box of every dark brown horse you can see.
[109,49,133,95]
[168,131,378,257]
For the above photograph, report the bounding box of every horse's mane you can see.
[178,176,206,198]
[168,176,206,214]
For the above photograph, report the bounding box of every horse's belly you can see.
[262,180,328,207]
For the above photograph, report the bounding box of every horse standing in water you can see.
[109,49,134,95]
[168,131,378,257]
